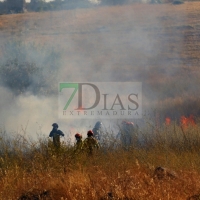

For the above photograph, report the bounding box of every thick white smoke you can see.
[0,3,199,142]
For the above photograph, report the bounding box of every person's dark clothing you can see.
[49,128,64,147]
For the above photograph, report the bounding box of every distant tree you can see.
[53,0,63,9]
[29,0,49,11]
[30,0,39,11]
[101,0,129,6]
[6,0,26,13]
[0,1,7,14]
[61,0,89,9]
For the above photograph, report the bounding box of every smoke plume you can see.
[0,3,199,141]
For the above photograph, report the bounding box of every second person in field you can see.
[83,130,100,155]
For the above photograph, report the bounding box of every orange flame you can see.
[165,117,171,125]
[180,115,196,128]
[165,115,196,128]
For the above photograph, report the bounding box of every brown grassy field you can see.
[1,2,200,118]
[1,123,200,200]
[0,2,200,199]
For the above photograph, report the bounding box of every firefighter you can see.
[49,123,64,148]
[116,121,137,148]
[92,121,103,141]
[83,130,99,155]
[74,133,83,153]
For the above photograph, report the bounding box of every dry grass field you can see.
[0,2,200,199]
[1,124,200,200]
[1,2,200,117]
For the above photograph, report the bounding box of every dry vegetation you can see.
[0,2,200,199]
[1,2,200,118]
[0,122,200,199]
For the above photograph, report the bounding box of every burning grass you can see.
[0,120,200,199]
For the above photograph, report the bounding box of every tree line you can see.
[0,0,131,14]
